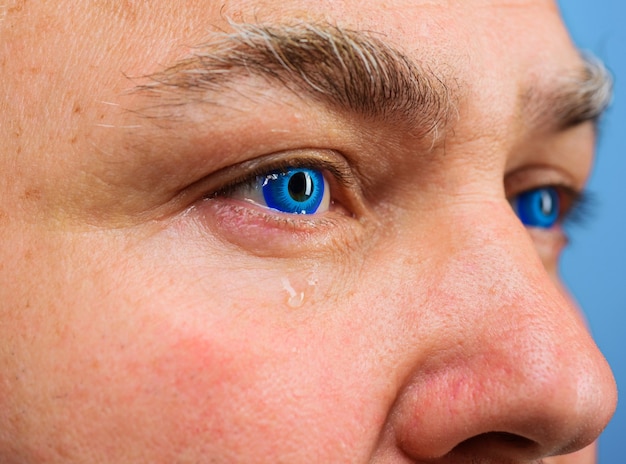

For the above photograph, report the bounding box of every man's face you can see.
[0,0,617,463]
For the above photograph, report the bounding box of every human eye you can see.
[510,185,590,229]
[204,150,357,217]
[511,186,560,228]
[190,150,371,254]
[228,167,330,215]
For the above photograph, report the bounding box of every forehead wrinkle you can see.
[521,53,613,133]
[129,21,456,142]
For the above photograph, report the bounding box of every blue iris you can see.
[514,187,560,228]
[261,168,326,214]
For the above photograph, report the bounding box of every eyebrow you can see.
[521,54,613,132]
[130,22,455,141]
[129,22,611,144]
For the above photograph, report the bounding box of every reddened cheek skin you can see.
[134,332,264,457]
[132,314,374,462]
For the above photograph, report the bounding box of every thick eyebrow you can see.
[522,54,613,132]
[130,22,455,141]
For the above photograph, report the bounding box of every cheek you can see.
[119,326,280,457]
[98,297,378,462]
[1,233,387,462]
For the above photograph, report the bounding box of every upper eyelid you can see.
[205,150,358,199]
[504,165,582,198]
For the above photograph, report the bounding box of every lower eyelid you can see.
[526,226,569,268]
[193,197,361,257]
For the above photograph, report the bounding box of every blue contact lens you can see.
[514,187,560,228]
[262,168,326,214]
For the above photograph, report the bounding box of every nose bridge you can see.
[425,200,575,345]
[390,201,617,461]
[438,203,570,331]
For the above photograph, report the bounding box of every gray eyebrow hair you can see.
[558,54,613,126]
[130,22,454,140]
[523,54,613,132]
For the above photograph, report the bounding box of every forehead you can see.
[132,1,573,107]
[2,0,577,87]
[0,0,584,169]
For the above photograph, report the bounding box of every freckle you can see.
[70,136,77,144]
[22,189,41,201]
[73,104,82,114]
[8,0,27,14]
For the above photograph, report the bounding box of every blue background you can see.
[559,1,625,462]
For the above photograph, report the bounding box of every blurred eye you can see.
[230,167,331,215]
[512,186,560,228]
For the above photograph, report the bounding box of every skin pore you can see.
[0,1,617,463]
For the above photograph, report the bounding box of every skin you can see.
[0,0,617,463]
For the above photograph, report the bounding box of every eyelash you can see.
[557,186,594,226]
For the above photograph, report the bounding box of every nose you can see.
[390,202,617,462]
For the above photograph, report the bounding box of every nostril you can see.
[453,432,541,459]
[475,431,534,446]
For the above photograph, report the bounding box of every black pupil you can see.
[288,172,312,202]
